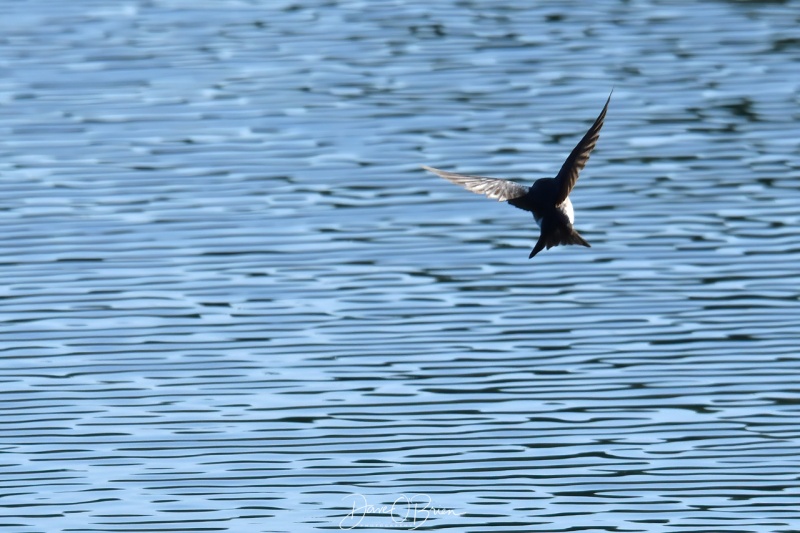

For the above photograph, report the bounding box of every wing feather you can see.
[553,91,611,204]
[422,165,528,202]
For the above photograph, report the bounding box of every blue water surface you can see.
[1,1,800,532]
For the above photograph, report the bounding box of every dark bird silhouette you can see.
[423,92,611,259]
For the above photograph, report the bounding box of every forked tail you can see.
[529,221,591,259]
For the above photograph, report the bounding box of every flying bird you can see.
[423,92,611,259]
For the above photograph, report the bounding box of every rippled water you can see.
[2,1,800,532]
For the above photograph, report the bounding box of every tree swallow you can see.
[423,92,611,259]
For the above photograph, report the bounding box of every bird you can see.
[423,92,611,259]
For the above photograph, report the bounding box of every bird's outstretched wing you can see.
[422,165,528,202]
[553,91,611,205]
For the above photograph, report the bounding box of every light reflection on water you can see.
[1,0,800,531]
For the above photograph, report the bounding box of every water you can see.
[1,1,800,532]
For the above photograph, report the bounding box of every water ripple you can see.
[2,0,800,532]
